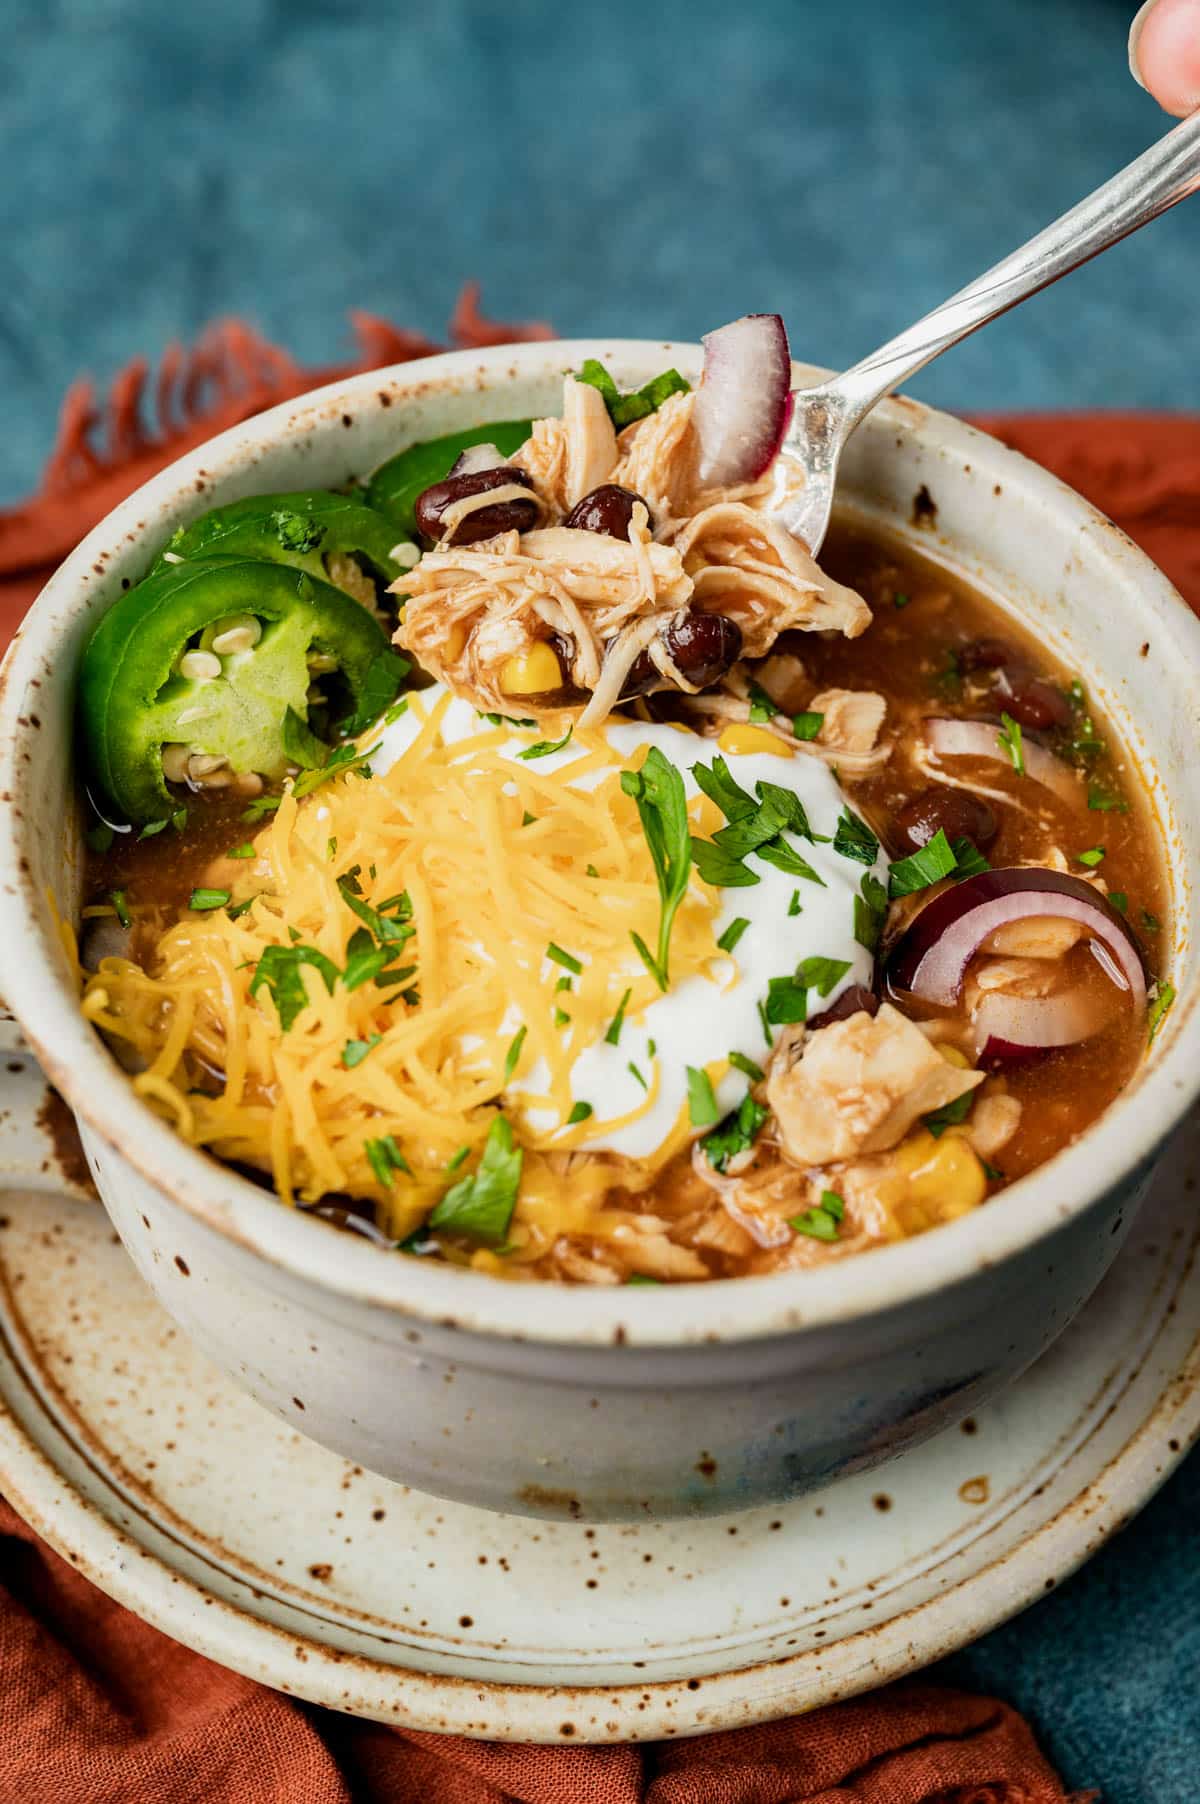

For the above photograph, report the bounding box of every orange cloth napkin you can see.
[1,314,1178,1802]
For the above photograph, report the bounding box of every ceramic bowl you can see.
[0,342,1196,1522]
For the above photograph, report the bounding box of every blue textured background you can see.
[2,0,1198,1793]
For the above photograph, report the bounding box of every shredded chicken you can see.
[808,687,889,773]
[766,1004,985,1165]
[664,503,870,657]
[966,1091,1023,1159]
[393,375,871,723]
[981,917,1085,959]
[754,651,809,714]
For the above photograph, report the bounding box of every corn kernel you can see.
[892,1127,987,1233]
[718,724,792,758]
[937,1043,971,1069]
[500,642,562,695]
[443,622,469,664]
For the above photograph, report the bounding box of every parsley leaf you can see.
[366,1133,411,1186]
[342,1034,381,1069]
[428,1114,523,1245]
[575,358,690,428]
[764,975,808,1025]
[950,837,991,879]
[686,1066,720,1127]
[747,682,777,724]
[621,746,692,990]
[728,1050,764,1082]
[189,887,231,911]
[717,916,751,953]
[796,955,852,996]
[691,755,757,822]
[338,649,412,738]
[605,988,632,1045]
[888,828,958,898]
[342,927,393,991]
[567,1100,593,1125]
[792,710,824,741]
[854,872,889,952]
[503,1024,527,1083]
[338,880,414,946]
[702,1093,768,1171]
[832,807,880,866]
[1088,783,1129,814]
[1148,981,1176,1043]
[547,942,583,975]
[691,837,760,888]
[924,1090,976,1138]
[518,724,574,761]
[1077,846,1106,868]
[791,1195,843,1241]
[997,712,1025,776]
[249,943,339,1031]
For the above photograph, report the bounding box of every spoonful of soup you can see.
[705,110,1200,559]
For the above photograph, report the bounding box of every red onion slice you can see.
[888,868,1146,1013]
[973,984,1116,1060]
[693,314,794,488]
[924,716,1081,807]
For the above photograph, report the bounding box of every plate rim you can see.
[0,1208,1196,1742]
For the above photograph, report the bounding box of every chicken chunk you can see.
[767,1003,985,1165]
[808,687,888,773]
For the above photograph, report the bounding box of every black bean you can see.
[563,484,654,539]
[1002,678,1072,732]
[893,788,998,854]
[414,466,537,545]
[959,637,1017,672]
[621,612,743,698]
[807,985,880,1032]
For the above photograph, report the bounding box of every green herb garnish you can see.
[1109,891,1128,915]
[1148,982,1175,1042]
[1077,847,1106,868]
[1141,909,1161,934]
[566,1100,593,1125]
[747,682,777,724]
[997,712,1025,776]
[717,916,751,954]
[787,890,802,917]
[791,1190,845,1240]
[888,828,958,898]
[109,889,131,928]
[339,880,414,946]
[189,887,231,912]
[621,746,692,990]
[87,822,115,854]
[764,975,808,1025]
[575,358,690,429]
[366,1133,412,1188]
[792,710,824,741]
[924,1090,976,1138]
[518,725,574,761]
[249,943,339,1030]
[428,1114,522,1244]
[854,872,889,952]
[547,942,583,976]
[893,592,911,610]
[728,1050,764,1083]
[503,1024,527,1083]
[691,837,762,889]
[227,842,256,860]
[832,807,880,866]
[341,1034,382,1069]
[605,988,632,1046]
[627,1060,648,1091]
[1088,784,1129,814]
[686,1066,720,1127]
[702,1093,769,1171]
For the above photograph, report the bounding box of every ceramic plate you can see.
[0,1111,1197,1743]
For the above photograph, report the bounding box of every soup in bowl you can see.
[0,331,1195,1518]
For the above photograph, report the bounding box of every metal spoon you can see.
[782,111,1200,557]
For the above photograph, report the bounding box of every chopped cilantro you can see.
[139,818,169,838]
[428,1114,522,1244]
[522,810,537,826]
[627,1060,648,1090]
[792,709,824,741]
[338,879,414,946]
[888,828,958,898]
[686,1066,720,1127]
[692,836,762,888]
[382,697,409,727]
[1141,909,1161,934]
[1148,981,1175,1043]
[1088,784,1129,813]
[728,1050,764,1082]
[575,357,690,428]
[342,927,392,991]
[748,682,777,724]
[756,997,772,1044]
[365,1134,412,1188]
[518,725,574,761]
[832,807,879,866]
[1077,847,1106,868]
[933,649,962,700]
[446,1145,470,1173]
[503,1024,527,1083]
[109,889,131,929]
[717,917,751,954]
[691,754,757,822]
[797,955,852,996]
[787,890,802,917]
[702,1092,768,1171]
[982,1160,1005,1183]
[547,942,583,975]
[1108,891,1128,915]
[764,975,808,1026]
[338,649,412,738]
[791,1197,842,1240]
[567,1100,594,1125]
[605,988,632,1045]
[189,887,230,911]
[249,943,339,1031]
[341,1034,381,1069]
[893,591,911,610]
[621,747,693,989]
[854,872,889,952]
[997,712,1025,776]
[227,842,256,859]
[950,837,992,879]
[924,1090,976,1138]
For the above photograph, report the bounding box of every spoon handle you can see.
[825,109,1200,429]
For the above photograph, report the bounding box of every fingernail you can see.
[1128,0,1159,91]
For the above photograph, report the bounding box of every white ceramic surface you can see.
[0,1102,1196,1742]
[0,342,1198,1520]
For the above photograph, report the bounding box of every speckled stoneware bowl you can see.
[0,343,1197,1523]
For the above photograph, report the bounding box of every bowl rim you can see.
[1,337,1198,1350]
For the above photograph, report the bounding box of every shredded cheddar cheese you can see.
[81,706,727,1262]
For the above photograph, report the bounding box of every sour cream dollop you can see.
[371,688,885,1159]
